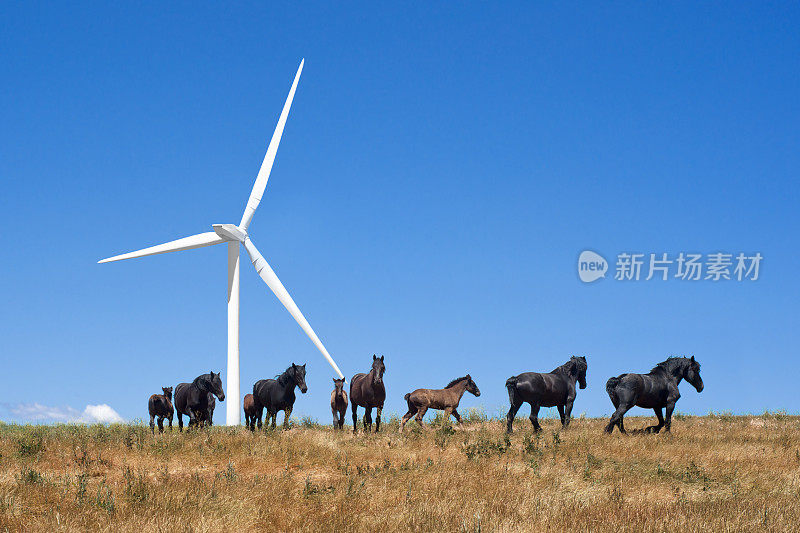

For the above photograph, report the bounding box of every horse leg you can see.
[177,412,184,432]
[283,407,292,430]
[400,404,417,432]
[364,407,373,433]
[157,416,165,434]
[564,399,575,429]
[270,411,277,429]
[443,407,454,424]
[646,408,665,433]
[332,409,339,429]
[529,403,542,432]
[664,401,676,432]
[375,407,383,433]
[605,403,633,434]
[351,404,359,434]
[168,415,173,431]
[149,414,155,434]
[415,406,428,427]
[506,399,522,433]
[452,408,463,425]
[556,405,566,429]
[339,409,346,430]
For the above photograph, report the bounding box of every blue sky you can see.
[1,3,798,424]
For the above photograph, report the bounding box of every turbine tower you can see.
[98,60,344,426]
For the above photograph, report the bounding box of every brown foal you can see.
[401,375,480,431]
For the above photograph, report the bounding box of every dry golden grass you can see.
[1,413,799,532]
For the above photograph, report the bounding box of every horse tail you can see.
[505,376,519,405]
[606,375,624,406]
[404,392,411,402]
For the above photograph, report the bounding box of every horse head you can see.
[291,363,308,393]
[371,355,385,386]
[203,371,226,401]
[466,374,481,397]
[332,377,345,396]
[571,356,588,389]
[684,356,704,392]
[161,386,173,400]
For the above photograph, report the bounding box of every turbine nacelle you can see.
[213,224,247,243]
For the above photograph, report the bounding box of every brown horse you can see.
[400,375,480,431]
[243,393,259,429]
[350,355,386,433]
[148,387,174,434]
[330,378,348,430]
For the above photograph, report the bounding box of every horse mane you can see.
[650,357,690,375]
[276,366,295,386]
[192,373,211,389]
[444,376,469,389]
[552,359,575,375]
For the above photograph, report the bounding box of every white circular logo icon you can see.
[578,250,607,283]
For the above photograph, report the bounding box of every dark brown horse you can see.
[350,355,386,433]
[330,378,348,430]
[148,387,174,434]
[505,356,588,433]
[175,372,225,431]
[400,375,480,431]
[605,356,703,434]
[243,393,259,429]
[252,364,307,430]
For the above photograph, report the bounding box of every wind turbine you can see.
[98,59,344,426]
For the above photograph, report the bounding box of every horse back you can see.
[513,371,569,406]
[253,379,276,405]
[176,382,208,414]
[407,388,451,410]
[148,394,173,417]
[174,383,191,415]
[635,372,676,407]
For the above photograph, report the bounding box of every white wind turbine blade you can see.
[242,237,344,379]
[98,232,225,263]
[239,59,304,231]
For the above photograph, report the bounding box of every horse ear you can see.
[292,363,297,369]
[690,355,695,362]
[373,354,377,361]
[380,355,384,361]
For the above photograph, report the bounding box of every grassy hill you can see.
[1,414,798,531]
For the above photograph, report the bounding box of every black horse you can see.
[251,363,307,430]
[175,372,225,431]
[350,355,386,433]
[505,356,587,433]
[605,356,704,434]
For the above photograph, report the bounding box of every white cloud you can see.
[82,404,124,424]
[2,403,125,424]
